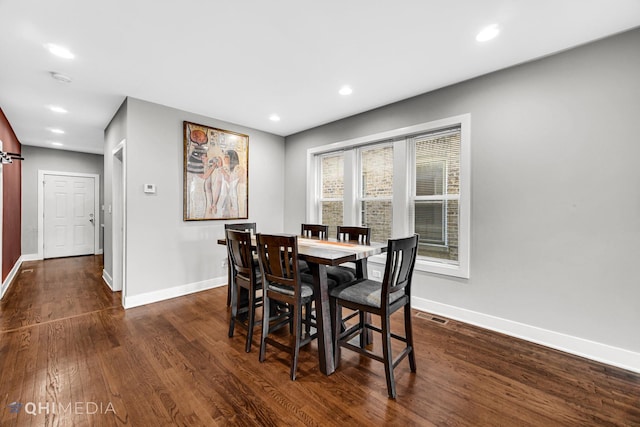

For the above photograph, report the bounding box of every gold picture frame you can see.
[183,121,249,221]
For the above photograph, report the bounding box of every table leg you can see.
[355,258,368,280]
[307,262,335,376]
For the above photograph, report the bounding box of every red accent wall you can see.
[0,107,22,281]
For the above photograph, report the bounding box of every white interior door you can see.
[44,174,95,258]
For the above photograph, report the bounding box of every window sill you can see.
[367,253,469,279]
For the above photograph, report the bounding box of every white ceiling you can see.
[1,0,639,155]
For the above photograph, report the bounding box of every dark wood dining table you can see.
[218,235,386,375]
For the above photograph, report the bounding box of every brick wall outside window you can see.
[361,145,393,243]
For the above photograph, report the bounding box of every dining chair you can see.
[225,222,257,233]
[331,226,373,330]
[330,234,419,399]
[256,233,317,380]
[298,223,358,289]
[226,229,262,352]
[334,225,372,282]
[337,226,371,245]
[300,223,328,239]
[225,222,257,306]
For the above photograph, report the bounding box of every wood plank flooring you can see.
[1,255,638,426]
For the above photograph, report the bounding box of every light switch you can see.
[144,184,156,194]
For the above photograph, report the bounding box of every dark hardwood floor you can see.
[1,255,638,426]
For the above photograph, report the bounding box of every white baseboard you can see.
[21,252,103,261]
[123,276,227,309]
[412,297,640,374]
[0,256,24,299]
[102,269,113,290]
[21,253,41,261]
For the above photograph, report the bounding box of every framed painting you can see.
[183,121,249,220]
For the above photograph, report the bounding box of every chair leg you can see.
[228,281,238,338]
[245,288,256,353]
[226,257,232,306]
[363,312,373,347]
[359,311,367,348]
[331,300,341,364]
[381,312,397,399]
[289,306,294,334]
[404,303,416,372]
[259,293,270,362]
[304,301,312,337]
[291,303,303,381]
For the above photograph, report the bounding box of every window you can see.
[359,144,393,243]
[411,128,460,262]
[307,114,470,278]
[318,152,344,237]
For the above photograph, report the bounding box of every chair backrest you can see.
[381,234,419,302]
[336,226,371,245]
[224,223,256,278]
[225,222,257,233]
[301,224,328,239]
[226,229,256,283]
[256,233,301,292]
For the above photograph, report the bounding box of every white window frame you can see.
[306,113,470,278]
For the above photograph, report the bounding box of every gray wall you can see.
[104,98,285,300]
[21,145,104,255]
[284,28,640,354]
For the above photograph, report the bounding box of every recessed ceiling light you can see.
[339,85,353,96]
[45,43,75,59]
[269,114,281,122]
[50,72,72,83]
[49,105,67,114]
[49,128,65,134]
[51,142,64,147]
[476,24,500,42]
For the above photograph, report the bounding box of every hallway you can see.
[0,256,120,332]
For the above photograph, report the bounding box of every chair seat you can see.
[268,282,314,299]
[297,259,309,271]
[330,279,405,308]
[327,266,357,285]
[238,268,262,282]
[300,265,355,288]
[300,271,336,288]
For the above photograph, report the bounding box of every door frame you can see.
[37,170,101,260]
[112,139,126,300]
[0,140,3,287]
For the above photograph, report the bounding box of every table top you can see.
[218,235,386,266]
[296,237,386,266]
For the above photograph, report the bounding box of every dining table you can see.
[218,234,387,375]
